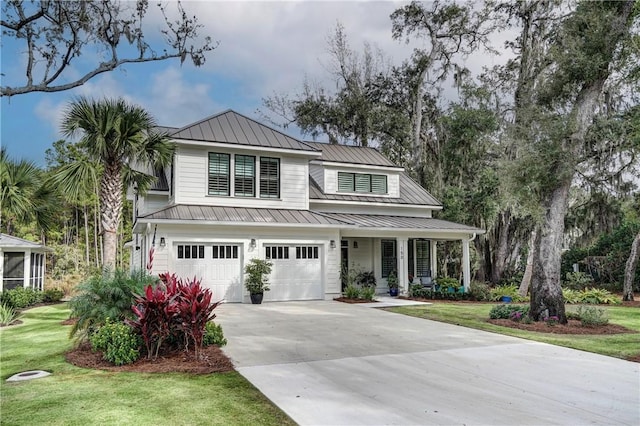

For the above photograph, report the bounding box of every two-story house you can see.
[129,110,482,302]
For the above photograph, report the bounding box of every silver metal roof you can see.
[138,205,348,226]
[170,110,317,152]
[309,173,442,207]
[304,141,395,167]
[321,213,484,233]
[0,234,52,251]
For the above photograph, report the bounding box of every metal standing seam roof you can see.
[138,205,350,226]
[309,173,442,207]
[304,141,396,167]
[320,213,484,233]
[169,110,318,152]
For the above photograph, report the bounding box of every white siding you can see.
[309,164,324,190]
[174,146,308,210]
[139,194,170,216]
[311,202,434,218]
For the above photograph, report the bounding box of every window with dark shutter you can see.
[234,155,255,197]
[381,239,396,278]
[260,157,280,198]
[208,153,230,196]
[338,172,355,192]
[338,172,387,194]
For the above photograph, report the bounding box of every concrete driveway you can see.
[216,300,639,425]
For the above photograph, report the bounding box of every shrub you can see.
[0,287,43,309]
[489,304,530,320]
[90,320,141,366]
[343,284,361,299]
[356,271,377,288]
[361,286,376,301]
[409,284,431,299]
[43,288,65,303]
[576,306,609,327]
[562,288,582,304]
[563,271,594,290]
[469,281,491,301]
[435,277,459,289]
[489,284,527,303]
[0,303,20,326]
[565,310,582,321]
[578,288,620,305]
[203,322,227,347]
[69,269,156,339]
[244,259,272,294]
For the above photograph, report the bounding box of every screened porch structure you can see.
[0,234,51,292]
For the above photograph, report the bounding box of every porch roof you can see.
[135,204,349,229]
[0,234,52,252]
[320,213,484,234]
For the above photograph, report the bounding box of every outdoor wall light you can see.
[159,237,166,248]
[250,238,256,248]
[330,240,336,249]
[353,241,359,249]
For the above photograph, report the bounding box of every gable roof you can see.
[170,110,317,152]
[304,141,395,167]
[309,173,442,207]
[0,234,52,251]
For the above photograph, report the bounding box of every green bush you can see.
[576,306,609,327]
[409,284,431,299]
[578,288,620,305]
[469,281,491,301]
[489,304,530,320]
[435,277,459,289]
[69,269,156,339]
[90,319,141,366]
[43,288,65,303]
[0,303,20,326]
[489,284,527,302]
[563,271,594,290]
[0,287,43,309]
[203,322,227,347]
[361,286,376,301]
[343,284,361,299]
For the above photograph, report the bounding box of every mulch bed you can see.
[487,319,634,335]
[334,297,377,304]
[66,342,235,374]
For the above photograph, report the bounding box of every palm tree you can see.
[59,97,174,269]
[0,148,58,238]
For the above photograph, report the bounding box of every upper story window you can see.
[260,157,280,198]
[338,172,387,194]
[208,153,230,196]
[234,155,255,197]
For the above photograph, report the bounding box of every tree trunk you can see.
[100,161,123,270]
[84,205,90,266]
[530,182,570,323]
[491,210,512,284]
[622,231,640,301]
[519,229,536,296]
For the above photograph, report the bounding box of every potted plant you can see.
[244,258,273,304]
[387,271,399,297]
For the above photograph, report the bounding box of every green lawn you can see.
[0,304,295,426]
[387,303,640,360]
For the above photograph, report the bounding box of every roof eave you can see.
[173,138,322,157]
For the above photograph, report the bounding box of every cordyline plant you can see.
[126,272,220,360]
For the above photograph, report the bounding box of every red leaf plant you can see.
[127,272,220,360]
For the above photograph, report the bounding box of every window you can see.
[338,172,387,194]
[212,245,239,259]
[234,155,255,197]
[177,245,205,259]
[260,157,280,198]
[2,252,24,290]
[265,246,289,259]
[296,246,319,259]
[208,153,230,196]
[381,239,396,278]
[415,239,431,277]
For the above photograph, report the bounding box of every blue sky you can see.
[1,1,505,168]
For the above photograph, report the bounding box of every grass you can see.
[0,304,295,426]
[387,303,640,360]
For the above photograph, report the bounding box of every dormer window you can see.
[338,172,387,194]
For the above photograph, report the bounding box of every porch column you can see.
[430,240,438,278]
[23,249,31,289]
[397,237,408,294]
[462,238,471,291]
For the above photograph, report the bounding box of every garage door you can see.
[264,245,323,301]
[173,243,243,303]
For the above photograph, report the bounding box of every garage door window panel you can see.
[266,246,289,259]
[212,245,239,259]
[177,245,205,259]
[296,246,319,259]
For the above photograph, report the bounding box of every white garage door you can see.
[264,245,323,301]
[173,243,243,303]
